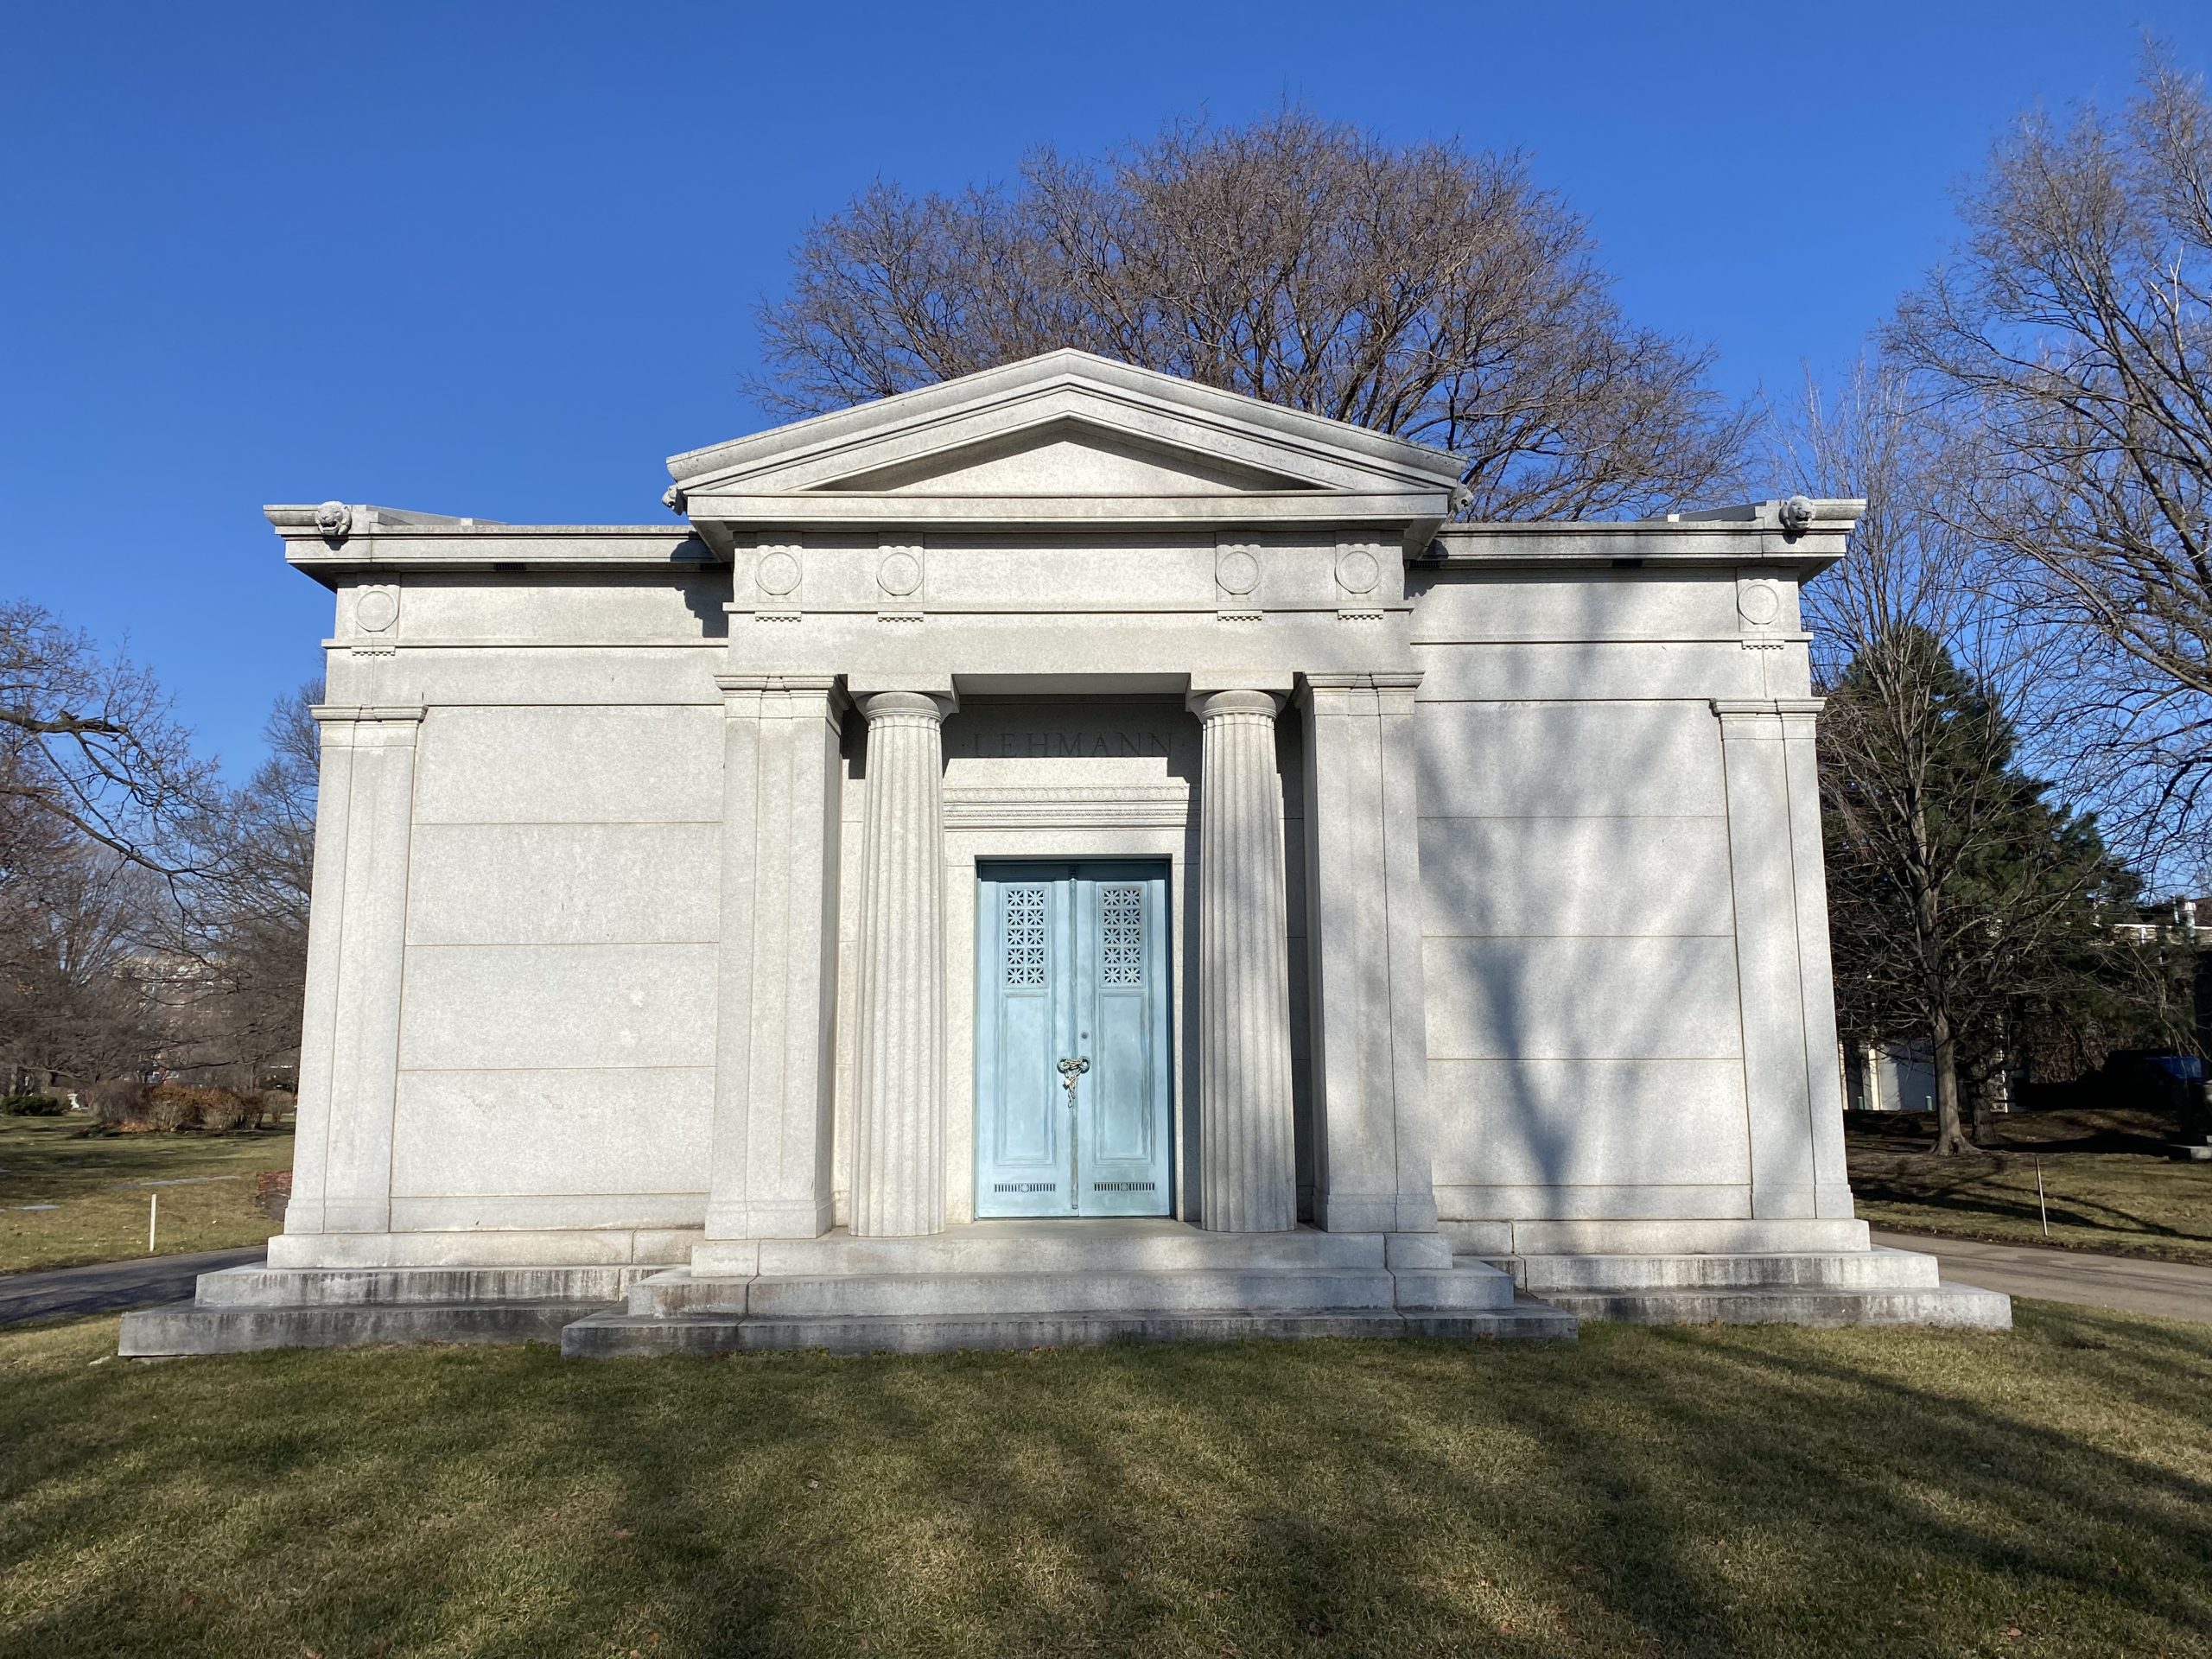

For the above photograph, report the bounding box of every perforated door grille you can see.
[1102,886,1142,986]
[1006,886,1046,987]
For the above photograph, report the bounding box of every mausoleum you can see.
[124,351,2005,1356]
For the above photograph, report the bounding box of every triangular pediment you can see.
[666,350,1462,537]
[820,417,1321,497]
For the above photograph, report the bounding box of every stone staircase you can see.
[117,1264,653,1356]
[561,1220,1574,1356]
[1506,1246,2012,1328]
[115,1222,2012,1357]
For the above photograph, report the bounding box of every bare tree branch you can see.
[754,108,1752,520]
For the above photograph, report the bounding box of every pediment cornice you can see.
[666,351,1463,544]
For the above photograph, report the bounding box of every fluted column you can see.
[1188,688,1298,1231]
[851,690,953,1236]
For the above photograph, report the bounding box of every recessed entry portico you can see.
[976,861,1174,1219]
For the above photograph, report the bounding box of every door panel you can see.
[976,862,1171,1217]
[976,876,1066,1211]
[1079,880,1166,1213]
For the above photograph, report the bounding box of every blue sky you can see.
[6,1,2211,772]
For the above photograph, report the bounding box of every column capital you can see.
[857,689,957,722]
[1186,687,1285,720]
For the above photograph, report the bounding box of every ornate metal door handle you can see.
[1058,1055,1089,1107]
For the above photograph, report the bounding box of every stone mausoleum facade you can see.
[125,352,2005,1356]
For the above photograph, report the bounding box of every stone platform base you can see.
[113,1224,2012,1356]
[564,1222,1569,1355]
[562,1302,1575,1356]
[118,1223,1576,1357]
[1507,1246,2012,1329]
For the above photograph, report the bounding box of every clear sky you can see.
[6,1,2212,772]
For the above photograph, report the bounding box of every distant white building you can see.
[126,352,2004,1356]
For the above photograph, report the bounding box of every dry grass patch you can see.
[0,1118,292,1274]
[3,1305,2209,1656]
[1849,1109,2212,1264]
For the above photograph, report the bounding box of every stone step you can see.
[647,1266,1399,1320]
[192,1264,648,1308]
[1463,1219,1874,1256]
[1536,1281,2012,1330]
[563,1299,1580,1358]
[118,1298,611,1356]
[1514,1248,1942,1294]
[1392,1263,1519,1312]
[738,1223,1392,1278]
[638,1256,1517,1319]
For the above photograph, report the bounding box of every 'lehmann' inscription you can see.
[953,730,1174,760]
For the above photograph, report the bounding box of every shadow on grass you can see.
[8,1308,2212,1656]
[1853,1174,2208,1243]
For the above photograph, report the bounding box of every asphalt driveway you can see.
[0,1247,265,1328]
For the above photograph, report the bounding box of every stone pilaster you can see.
[1300,672,1440,1234]
[698,676,845,1270]
[1188,688,1298,1231]
[1713,698,1854,1220]
[850,690,954,1237]
[283,704,424,1244]
[1777,698,1854,1216]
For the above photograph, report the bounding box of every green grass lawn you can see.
[0,1117,292,1275]
[1848,1108,2212,1265]
[4,1306,2210,1657]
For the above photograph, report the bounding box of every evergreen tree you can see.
[1821,626,2178,1150]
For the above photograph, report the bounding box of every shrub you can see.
[196,1090,261,1134]
[139,1084,251,1132]
[142,1086,200,1132]
[1,1093,64,1116]
[86,1077,150,1129]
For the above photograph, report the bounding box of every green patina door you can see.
[976,861,1173,1217]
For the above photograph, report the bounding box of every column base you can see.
[1316,1192,1440,1234]
[702,1197,835,1243]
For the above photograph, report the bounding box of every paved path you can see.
[0,1248,264,1328]
[1875,1229,2212,1325]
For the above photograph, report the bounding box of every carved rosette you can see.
[1214,537,1262,623]
[1189,688,1297,1230]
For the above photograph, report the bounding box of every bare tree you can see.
[0,785,167,1090]
[756,109,1752,519]
[179,682,321,1084]
[1887,50,2212,877]
[1,598,215,873]
[1794,366,2150,1152]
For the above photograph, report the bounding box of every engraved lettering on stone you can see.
[952,729,1177,760]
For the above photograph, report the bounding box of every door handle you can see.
[1058,1056,1089,1108]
